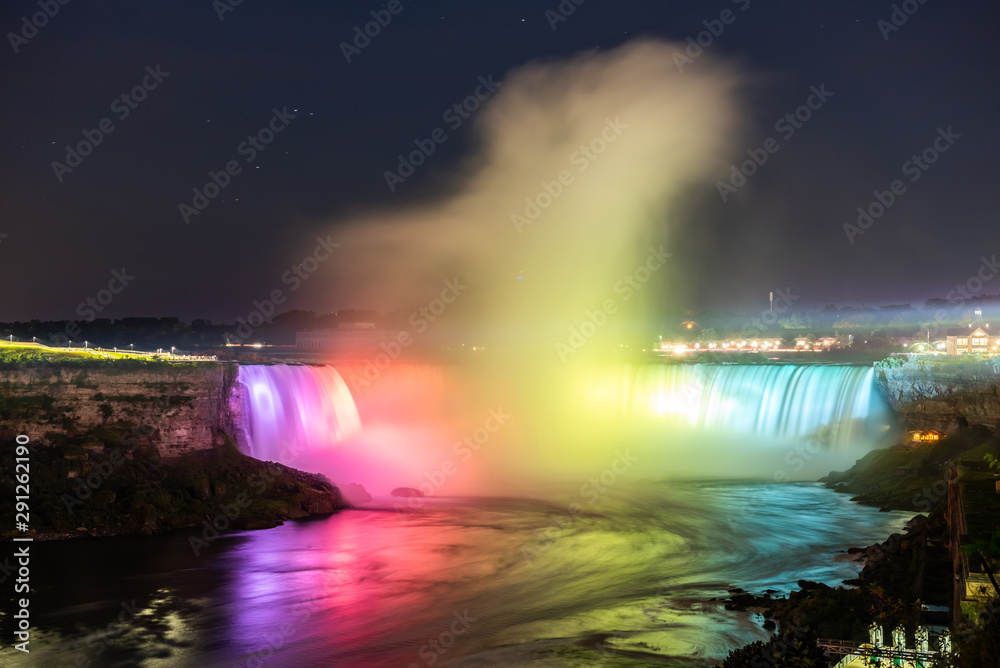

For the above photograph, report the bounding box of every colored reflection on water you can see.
[1,483,912,667]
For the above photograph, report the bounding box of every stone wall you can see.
[0,362,241,458]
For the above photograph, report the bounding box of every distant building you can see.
[911,430,941,442]
[945,310,998,354]
[296,323,398,353]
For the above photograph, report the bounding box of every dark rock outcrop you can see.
[391,487,425,498]
[874,356,1000,432]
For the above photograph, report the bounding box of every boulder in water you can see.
[341,483,372,505]
[391,487,425,498]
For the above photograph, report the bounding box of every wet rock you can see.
[391,487,425,498]
[300,487,338,514]
[341,483,372,505]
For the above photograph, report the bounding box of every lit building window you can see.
[958,338,968,346]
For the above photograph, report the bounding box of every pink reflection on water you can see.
[219,509,474,668]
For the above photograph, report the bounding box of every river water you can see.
[2,481,910,668]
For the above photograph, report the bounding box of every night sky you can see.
[2,0,998,322]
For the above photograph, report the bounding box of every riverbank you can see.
[0,429,346,541]
[717,426,1000,667]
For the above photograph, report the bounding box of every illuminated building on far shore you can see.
[945,309,999,354]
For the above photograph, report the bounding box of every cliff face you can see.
[0,363,241,458]
[874,357,1000,432]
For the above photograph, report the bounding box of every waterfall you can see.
[237,365,361,462]
[618,363,888,448]
[234,362,889,490]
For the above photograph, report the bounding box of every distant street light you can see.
[130,343,134,351]
[84,341,88,348]
[31,337,36,343]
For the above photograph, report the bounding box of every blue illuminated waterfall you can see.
[618,364,889,447]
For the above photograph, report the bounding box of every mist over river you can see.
[2,481,911,667]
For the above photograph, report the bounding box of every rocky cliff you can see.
[0,361,241,458]
[0,360,349,539]
[874,356,1000,433]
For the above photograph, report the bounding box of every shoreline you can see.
[712,426,999,666]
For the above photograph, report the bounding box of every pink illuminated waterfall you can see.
[237,365,361,462]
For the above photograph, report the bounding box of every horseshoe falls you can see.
[232,361,892,495]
